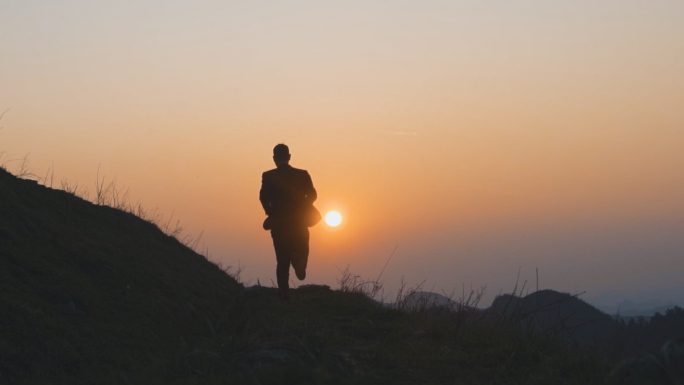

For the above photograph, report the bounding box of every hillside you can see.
[489,290,616,346]
[0,167,242,382]
[0,168,617,384]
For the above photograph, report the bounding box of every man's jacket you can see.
[260,165,317,227]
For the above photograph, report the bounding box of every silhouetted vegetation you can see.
[2,164,682,384]
[609,306,684,356]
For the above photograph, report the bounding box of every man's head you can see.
[273,143,291,167]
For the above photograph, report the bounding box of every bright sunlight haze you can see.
[325,211,343,227]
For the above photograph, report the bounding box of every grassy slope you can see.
[0,168,613,384]
[0,169,242,383]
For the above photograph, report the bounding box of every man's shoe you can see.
[294,267,306,281]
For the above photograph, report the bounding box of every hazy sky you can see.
[2,1,683,306]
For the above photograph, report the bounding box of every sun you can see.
[324,211,343,227]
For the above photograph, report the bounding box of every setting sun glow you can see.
[324,211,342,227]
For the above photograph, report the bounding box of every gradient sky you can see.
[2,1,683,307]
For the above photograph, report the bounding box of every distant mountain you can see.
[389,289,619,346]
[616,299,684,317]
[488,290,616,345]
[587,287,684,316]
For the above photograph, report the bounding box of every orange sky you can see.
[2,1,683,306]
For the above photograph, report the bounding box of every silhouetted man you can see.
[260,144,317,300]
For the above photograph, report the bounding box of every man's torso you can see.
[260,165,315,223]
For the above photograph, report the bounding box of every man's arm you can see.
[259,172,272,216]
[303,171,317,204]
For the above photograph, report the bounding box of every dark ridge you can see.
[0,168,242,382]
[489,289,616,345]
[0,167,625,384]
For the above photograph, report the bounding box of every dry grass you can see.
[1,160,619,384]
[337,265,384,300]
[3,153,210,257]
